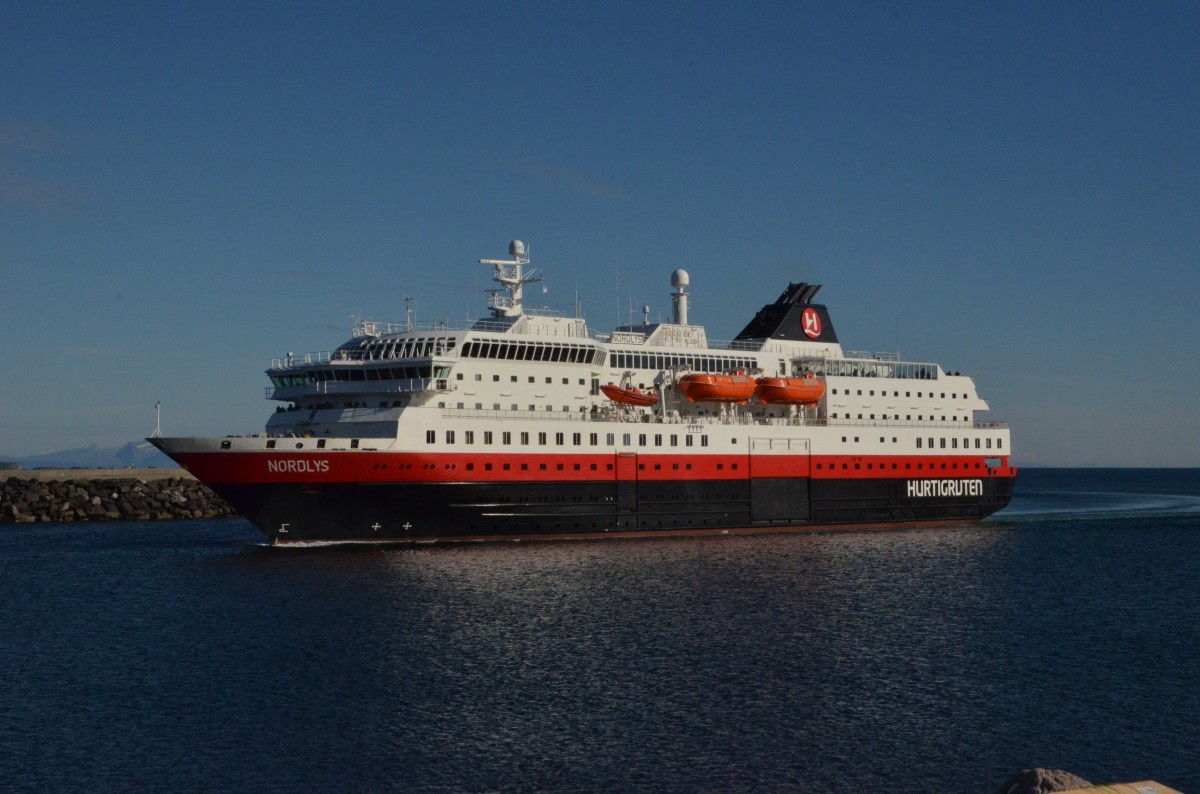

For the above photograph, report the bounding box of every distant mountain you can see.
[0,441,175,470]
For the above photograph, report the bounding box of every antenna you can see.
[151,401,162,438]
[405,296,414,331]
[480,239,541,318]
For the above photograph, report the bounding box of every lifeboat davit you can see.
[601,384,660,407]
[755,375,826,405]
[678,371,758,403]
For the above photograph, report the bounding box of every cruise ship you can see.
[150,240,1016,544]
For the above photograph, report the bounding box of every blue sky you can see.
[2,1,1197,466]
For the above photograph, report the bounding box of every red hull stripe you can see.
[170,450,1015,486]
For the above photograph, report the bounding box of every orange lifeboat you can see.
[755,375,826,405]
[601,383,660,407]
[678,371,758,403]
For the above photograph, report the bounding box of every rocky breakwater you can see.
[2,471,235,523]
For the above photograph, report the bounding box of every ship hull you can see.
[199,468,1015,544]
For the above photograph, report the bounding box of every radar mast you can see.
[480,240,542,318]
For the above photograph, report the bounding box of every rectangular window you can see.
[538,432,547,445]
[917,437,922,448]
[446,431,455,444]
[701,435,708,447]
[465,431,474,445]
[607,433,615,445]
[502,432,511,445]
[555,432,564,445]
[654,434,662,446]
[670,435,678,447]
[686,435,693,447]
[426,430,435,444]
[484,431,493,445]
[590,433,598,446]
[638,434,647,446]
[622,433,631,445]
[520,431,529,445]
[573,433,581,445]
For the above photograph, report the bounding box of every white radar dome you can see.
[509,240,526,257]
[671,269,690,289]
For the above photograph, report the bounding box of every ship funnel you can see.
[670,269,690,325]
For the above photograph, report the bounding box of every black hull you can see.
[210,476,1016,544]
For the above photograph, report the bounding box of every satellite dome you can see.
[671,269,690,289]
[509,240,526,257]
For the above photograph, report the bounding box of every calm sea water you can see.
[2,469,1197,793]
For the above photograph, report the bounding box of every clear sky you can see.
[2,1,1197,466]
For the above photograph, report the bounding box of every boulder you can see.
[996,768,1092,794]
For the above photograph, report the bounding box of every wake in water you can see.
[1002,488,1200,521]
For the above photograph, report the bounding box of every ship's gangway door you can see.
[749,437,811,523]
[614,452,638,514]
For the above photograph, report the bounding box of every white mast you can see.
[480,240,541,318]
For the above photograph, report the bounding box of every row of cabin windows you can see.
[609,352,756,373]
[451,461,737,473]
[458,373,588,386]
[271,365,433,387]
[838,435,1003,450]
[830,388,970,399]
[918,436,1002,450]
[428,430,710,448]
[460,340,602,365]
[334,336,456,361]
[458,403,579,412]
[831,413,964,421]
[807,360,939,380]
[815,461,990,471]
